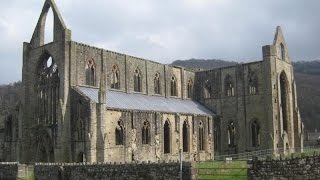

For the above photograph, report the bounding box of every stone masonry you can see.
[248,155,320,179]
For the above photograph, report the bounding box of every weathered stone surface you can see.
[248,155,320,180]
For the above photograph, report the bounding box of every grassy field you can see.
[196,161,248,180]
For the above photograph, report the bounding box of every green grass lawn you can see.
[197,161,248,180]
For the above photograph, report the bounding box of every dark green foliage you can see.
[0,81,22,128]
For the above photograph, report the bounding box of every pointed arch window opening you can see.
[228,122,236,147]
[154,73,161,94]
[204,80,211,99]
[77,119,85,141]
[248,73,258,95]
[115,119,125,145]
[280,72,289,133]
[36,55,59,126]
[187,79,193,98]
[225,76,234,97]
[214,122,220,151]
[164,120,171,154]
[76,100,85,141]
[280,43,285,60]
[171,76,177,96]
[134,69,142,92]
[142,120,150,144]
[183,120,189,152]
[111,65,120,89]
[43,6,54,45]
[251,120,260,147]
[85,59,95,86]
[199,121,205,151]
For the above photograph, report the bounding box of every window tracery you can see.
[171,76,177,96]
[85,59,95,86]
[225,75,234,97]
[134,68,142,92]
[154,73,160,94]
[111,65,120,89]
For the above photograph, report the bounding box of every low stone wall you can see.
[248,155,320,180]
[34,161,194,180]
[0,162,18,180]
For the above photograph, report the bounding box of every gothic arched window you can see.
[134,68,142,92]
[248,72,258,95]
[225,75,234,97]
[183,120,189,152]
[77,119,85,141]
[76,100,85,141]
[280,71,289,132]
[214,122,220,151]
[164,120,170,154]
[115,119,124,145]
[199,121,205,151]
[171,76,177,96]
[111,65,120,89]
[280,43,285,60]
[36,54,59,125]
[142,120,150,144]
[228,122,236,147]
[154,73,160,94]
[187,79,193,98]
[251,120,260,147]
[204,80,211,99]
[85,59,95,86]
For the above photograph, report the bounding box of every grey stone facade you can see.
[13,0,302,163]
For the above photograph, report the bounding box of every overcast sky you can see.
[0,0,319,84]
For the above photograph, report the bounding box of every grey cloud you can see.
[0,0,320,84]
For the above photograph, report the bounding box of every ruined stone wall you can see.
[248,155,320,179]
[264,30,303,153]
[101,110,212,163]
[21,41,71,163]
[72,42,103,87]
[195,61,273,155]
[69,86,214,164]
[71,42,195,98]
[34,162,194,180]
[69,88,92,162]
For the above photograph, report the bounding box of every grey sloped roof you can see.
[77,86,213,116]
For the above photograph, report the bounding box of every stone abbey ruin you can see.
[1,0,303,164]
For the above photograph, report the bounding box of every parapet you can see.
[262,45,277,59]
